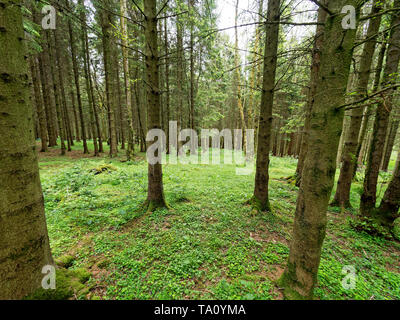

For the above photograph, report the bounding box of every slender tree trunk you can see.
[355,40,387,171]
[247,0,264,131]
[32,7,58,148]
[54,22,72,152]
[67,0,89,154]
[332,0,382,208]
[376,151,400,227]
[234,0,247,152]
[381,120,399,171]
[189,0,195,132]
[164,17,170,154]
[279,0,359,299]
[79,0,98,156]
[115,60,125,150]
[360,2,400,215]
[29,57,48,152]
[89,58,104,153]
[65,49,80,143]
[176,12,184,155]
[47,31,66,155]
[0,0,53,299]
[295,3,327,186]
[251,0,280,211]
[144,0,167,210]
[99,1,118,157]
[120,0,135,160]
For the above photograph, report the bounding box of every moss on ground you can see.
[25,268,91,300]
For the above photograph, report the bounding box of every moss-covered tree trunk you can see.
[252,0,280,211]
[360,1,400,215]
[295,2,327,186]
[0,0,53,299]
[332,0,382,208]
[144,0,167,211]
[279,0,359,299]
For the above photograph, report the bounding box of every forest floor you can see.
[37,140,400,300]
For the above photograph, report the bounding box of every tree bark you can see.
[120,0,135,160]
[381,120,399,171]
[67,0,89,154]
[295,2,328,186]
[0,0,53,299]
[252,0,280,211]
[360,1,400,215]
[164,17,170,154]
[79,0,98,156]
[332,0,382,208]
[377,151,400,227]
[144,0,167,210]
[356,40,387,169]
[47,31,66,155]
[29,57,48,152]
[234,0,247,152]
[99,0,118,157]
[279,0,359,299]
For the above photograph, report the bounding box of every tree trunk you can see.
[360,1,400,216]
[47,31,66,155]
[29,57,48,152]
[252,0,280,211]
[381,120,399,171]
[332,0,382,208]
[376,151,400,227]
[99,0,118,157]
[65,45,80,143]
[247,0,264,131]
[234,0,247,152]
[120,0,135,160]
[54,23,72,152]
[164,17,170,154]
[295,3,328,186]
[67,0,89,154]
[279,0,359,299]
[32,7,58,148]
[79,0,98,156]
[176,12,184,155]
[0,0,53,299]
[89,58,104,153]
[144,0,167,210]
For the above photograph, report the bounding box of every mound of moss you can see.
[25,268,92,300]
